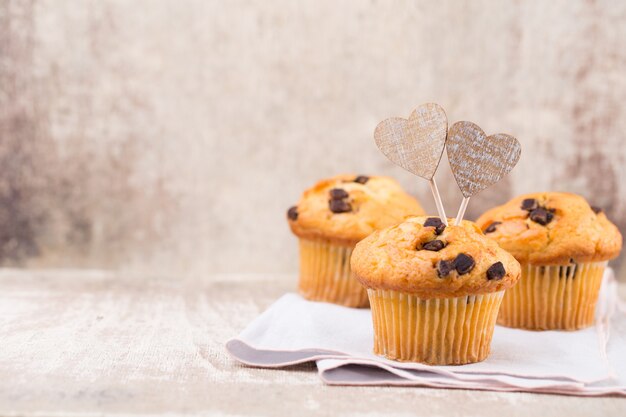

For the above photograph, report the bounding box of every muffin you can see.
[287,174,424,307]
[351,216,521,364]
[476,192,622,330]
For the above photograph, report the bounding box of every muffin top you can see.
[476,192,622,265]
[287,174,424,244]
[350,216,521,298]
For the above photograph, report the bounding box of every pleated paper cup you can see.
[298,238,369,308]
[367,288,504,365]
[497,261,607,330]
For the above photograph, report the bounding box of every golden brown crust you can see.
[476,192,623,265]
[287,174,425,245]
[350,216,521,298]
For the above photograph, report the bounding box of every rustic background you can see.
[1,0,625,279]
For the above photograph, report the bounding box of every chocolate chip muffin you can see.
[477,192,622,330]
[286,174,424,308]
[351,216,520,364]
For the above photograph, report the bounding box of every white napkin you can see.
[226,271,626,396]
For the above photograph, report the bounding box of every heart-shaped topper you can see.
[374,103,448,180]
[447,121,521,198]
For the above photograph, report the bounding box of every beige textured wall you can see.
[1,0,625,278]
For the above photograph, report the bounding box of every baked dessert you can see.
[351,216,521,364]
[287,174,424,307]
[476,192,622,330]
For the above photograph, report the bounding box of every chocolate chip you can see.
[287,206,298,221]
[354,175,369,184]
[521,198,538,211]
[422,240,446,251]
[486,262,506,280]
[437,260,454,278]
[484,221,501,234]
[529,207,553,225]
[424,217,443,228]
[423,217,446,235]
[559,262,578,279]
[591,206,602,214]
[329,188,349,200]
[454,253,475,275]
[329,199,352,213]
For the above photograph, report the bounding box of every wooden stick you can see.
[429,179,448,226]
[454,197,470,225]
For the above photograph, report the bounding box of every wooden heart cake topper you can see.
[374,103,448,180]
[447,121,521,198]
[374,103,449,224]
[447,121,521,224]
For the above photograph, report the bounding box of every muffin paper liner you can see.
[367,289,504,365]
[498,261,607,330]
[298,238,369,308]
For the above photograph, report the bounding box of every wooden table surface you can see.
[0,269,624,416]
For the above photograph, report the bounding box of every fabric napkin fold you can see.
[226,270,626,396]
